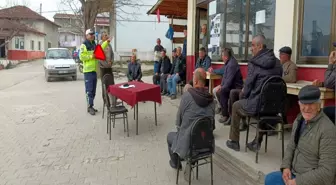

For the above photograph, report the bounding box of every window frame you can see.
[297,0,336,65]
[200,0,276,63]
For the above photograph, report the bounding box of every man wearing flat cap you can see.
[265,85,336,185]
[279,46,297,83]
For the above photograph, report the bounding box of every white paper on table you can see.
[255,10,266,24]
[119,84,135,89]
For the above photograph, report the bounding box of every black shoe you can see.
[226,140,240,151]
[87,107,96,115]
[92,107,98,112]
[247,139,261,152]
[169,160,182,170]
[161,91,166,95]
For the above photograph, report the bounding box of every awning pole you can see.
[171,16,174,56]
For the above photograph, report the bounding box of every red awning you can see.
[147,0,188,20]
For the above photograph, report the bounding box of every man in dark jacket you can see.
[209,48,243,123]
[155,49,172,93]
[195,47,211,71]
[127,54,142,82]
[167,47,186,99]
[265,85,336,185]
[167,68,215,169]
[226,35,283,151]
[312,42,336,123]
[153,38,164,81]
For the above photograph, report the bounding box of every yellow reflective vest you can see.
[79,40,109,73]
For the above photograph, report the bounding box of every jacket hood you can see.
[250,49,277,69]
[187,87,213,107]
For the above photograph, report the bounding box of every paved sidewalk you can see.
[0,61,240,185]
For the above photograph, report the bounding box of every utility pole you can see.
[109,0,117,53]
[39,3,42,15]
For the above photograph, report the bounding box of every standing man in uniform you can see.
[80,29,110,116]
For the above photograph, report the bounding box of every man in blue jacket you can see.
[209,48,243,124]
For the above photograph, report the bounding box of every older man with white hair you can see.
[265,85,336,185]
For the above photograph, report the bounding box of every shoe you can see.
[161,91,166,95]
[246,139,261,152]
[215,107,221,114]
[170,95,177,100]
[87,107,96,115]
[165,93,171,97]
[218,116,230,125]
[226,140,240,151]
[92,107,98,112]
[169,160,182,170]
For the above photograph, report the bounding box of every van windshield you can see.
[46,49,72,59]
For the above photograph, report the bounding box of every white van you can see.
[43,48,77,82]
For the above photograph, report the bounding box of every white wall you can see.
[59,32,83,48]
[11,34,45,51]
[42,22,59,50]
[273,0,296,59]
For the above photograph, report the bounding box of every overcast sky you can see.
[0,0,172,52]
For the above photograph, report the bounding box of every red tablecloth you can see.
[108,81,162,107]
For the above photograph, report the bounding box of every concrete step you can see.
[213,145,264,185]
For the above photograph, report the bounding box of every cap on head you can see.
[162,48,166,53]
[298,85,321,104]
[279,46,292,55]
[86,29,94,35]
[172,48,177,52]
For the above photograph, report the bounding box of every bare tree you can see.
[58,0,142,35]
[0,0,31,48]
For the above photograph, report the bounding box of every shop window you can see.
[298,0,336,64]
[205,0,276,62]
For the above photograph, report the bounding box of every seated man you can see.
[265,85,336,185]
[167,68,215,169]
[226,35,283,151]
[155,49,172,94]
[313,42,336,123]
[167,47,186,100]
[209,48,243,124]
[279,46,297,83]
[195,47,211,71]
[127,54,142,82]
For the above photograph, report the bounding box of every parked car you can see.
[43,48,77,82]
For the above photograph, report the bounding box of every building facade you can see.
[0,6,60,60]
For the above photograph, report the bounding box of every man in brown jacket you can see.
[279,46,297,83]
[265,85,336,185]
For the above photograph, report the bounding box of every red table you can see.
[108,81,162,135]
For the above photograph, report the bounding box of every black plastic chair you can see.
[176,117,214,185]
[245,76,287,163]
[101,74,129,139]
